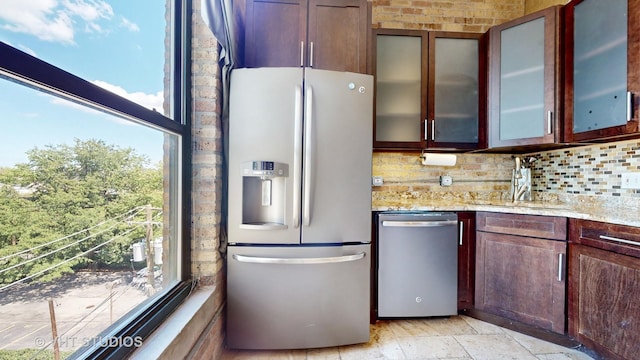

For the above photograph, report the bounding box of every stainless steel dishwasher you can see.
[377,212,459,318]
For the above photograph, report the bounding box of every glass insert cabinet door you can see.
[572,0,628,133]
[564,0,639,142]
[488,6,560,148]
[373,29,482,150]
[499,17,546,140]
[431,34,480,147]
[374,31,424,147]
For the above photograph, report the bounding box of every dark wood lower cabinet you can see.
[475,212,567,334]
[568,219,640,360]
[475,231,567,333]
[457,212,475,311]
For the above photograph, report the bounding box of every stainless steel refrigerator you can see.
[226,67,373,350]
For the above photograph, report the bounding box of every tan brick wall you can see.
[371,0,525,33]
[183,0,226,358]
[372,152,514,197]
[191,0,224,293]
[524,0,569,14]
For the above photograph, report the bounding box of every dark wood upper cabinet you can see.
[372,29,427,150]
[243,0,369,73]
[307,0,368,73]
[428,32,485,150]
[372,29,484,150]
[564,0,640,142]
[487,6,561,149]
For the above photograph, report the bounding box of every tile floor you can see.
[220,316,595,360]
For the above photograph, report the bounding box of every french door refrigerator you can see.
[226,67,373,350]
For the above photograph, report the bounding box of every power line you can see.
[0,205,158,275]
[0,225,143,293]
[0,206,146,262]
[0,218,132,276]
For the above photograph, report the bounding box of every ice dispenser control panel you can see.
[243,161,288,177]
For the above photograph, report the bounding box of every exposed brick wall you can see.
[371,0,525,33]
[525,0,569,14]
[184,0,226,358]
[191,0,224,285]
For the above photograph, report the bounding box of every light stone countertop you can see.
[372,191,640,228]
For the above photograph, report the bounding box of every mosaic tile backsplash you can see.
[527,140,640,197]
[372,139,640,204]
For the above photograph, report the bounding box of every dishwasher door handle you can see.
[381,220,458,227]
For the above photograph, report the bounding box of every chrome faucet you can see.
[514,156,522,179]
[510,156,535,202]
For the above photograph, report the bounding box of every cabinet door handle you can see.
[431,119,435,141]
[557,253,563,282]
[300,41,304,67]
[459,221,464,246]
[600,235,640,247]
[309,42,314,68]
[424,119,428,141]
[547,111,553,134]
[627,91,634,121]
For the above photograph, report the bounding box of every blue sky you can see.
[0,0,168,167]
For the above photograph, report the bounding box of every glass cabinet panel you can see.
[375,34,422,143]
[572,0,628,133]
[499,17,545,140]
[433,38,479,143]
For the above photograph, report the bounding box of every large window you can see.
[0,1,189,359]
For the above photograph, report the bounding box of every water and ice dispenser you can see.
[240,161,288,229]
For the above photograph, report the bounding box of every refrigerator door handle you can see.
[292,85,303,228]
[232,252,366,265]
[303,85,313,226]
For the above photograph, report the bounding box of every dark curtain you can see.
[200,0,238,254]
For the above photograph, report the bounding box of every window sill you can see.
[130,285,218,359]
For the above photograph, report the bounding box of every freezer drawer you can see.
[377,212,458,317]
[226,244,371,350]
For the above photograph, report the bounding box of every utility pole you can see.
[129,205,162,295]
[48,299,60,360]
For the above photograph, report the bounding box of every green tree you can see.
[0,139,163,285]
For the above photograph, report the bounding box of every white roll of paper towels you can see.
[421,153,457,166]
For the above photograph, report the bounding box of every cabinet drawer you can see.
[476,212,567,240]
[569,218,640,258]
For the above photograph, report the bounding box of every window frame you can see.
[0,0,193,358]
